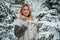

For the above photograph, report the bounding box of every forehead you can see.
[23,6,29,9]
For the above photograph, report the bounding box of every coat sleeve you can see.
[14,24,28,38]
[13,19,28,38]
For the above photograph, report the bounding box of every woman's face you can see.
[22,6,29,17]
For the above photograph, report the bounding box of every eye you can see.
[24,9,26,11]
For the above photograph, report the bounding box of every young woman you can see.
[14,4,37,40]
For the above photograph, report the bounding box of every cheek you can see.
[22,11,25,14]
[26,11,29,15]
[27,11,29,13]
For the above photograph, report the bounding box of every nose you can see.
[25,9,28,12]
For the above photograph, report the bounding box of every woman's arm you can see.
[14,24,28,38]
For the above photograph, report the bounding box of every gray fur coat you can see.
[14,17,37,40]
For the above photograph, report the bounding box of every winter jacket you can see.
[13,15,38,40]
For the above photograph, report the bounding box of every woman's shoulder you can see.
[13,18,22,26]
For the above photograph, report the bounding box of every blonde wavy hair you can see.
[19,4,34,21]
